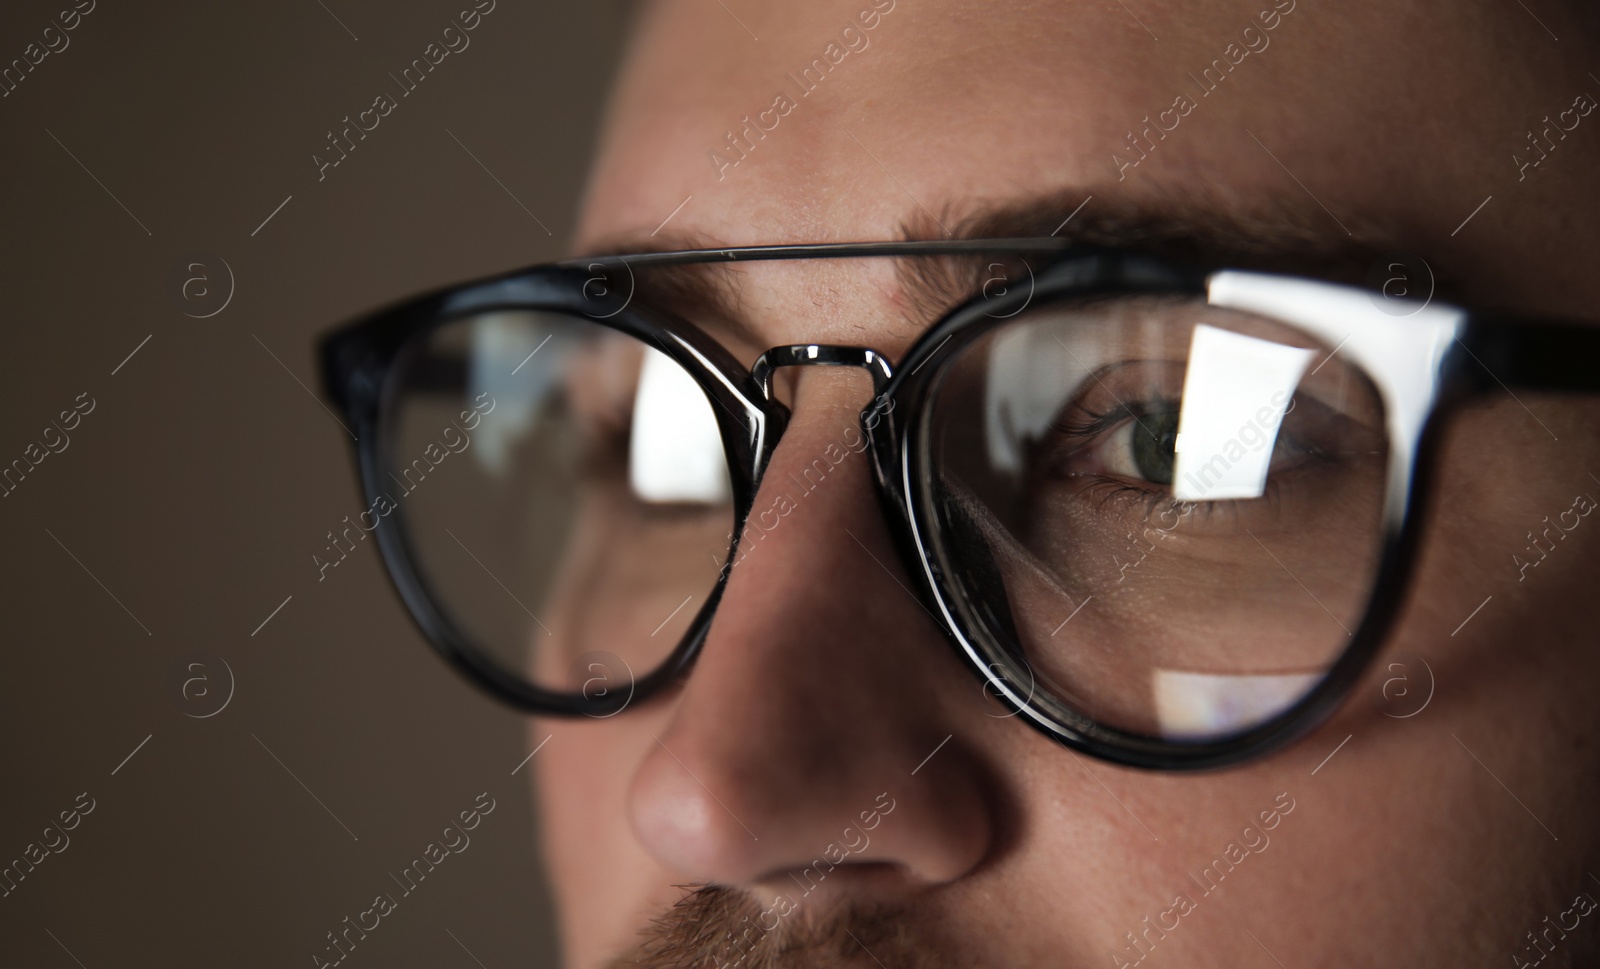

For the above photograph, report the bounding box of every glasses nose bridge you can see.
[749,344,894,403]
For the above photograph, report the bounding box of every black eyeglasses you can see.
[319,239,1600,770]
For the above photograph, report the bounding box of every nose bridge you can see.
[750,343,894,402]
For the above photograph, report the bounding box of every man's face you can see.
[535,1,1600,965]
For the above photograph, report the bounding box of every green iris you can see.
[1133,409,1179,486]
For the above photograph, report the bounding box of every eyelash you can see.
[1049,398,1172,452]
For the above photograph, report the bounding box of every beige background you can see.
[0,1,632,965]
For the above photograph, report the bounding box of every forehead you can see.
[577,0,1598,318]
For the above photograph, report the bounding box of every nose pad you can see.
[750,344,894,402]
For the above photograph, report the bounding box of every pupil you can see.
[1133,409,1179,485]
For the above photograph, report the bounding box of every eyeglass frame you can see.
[319,237,1600,771]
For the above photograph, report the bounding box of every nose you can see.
[626,369,998,891]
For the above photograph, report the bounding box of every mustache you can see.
[606,884,962,969]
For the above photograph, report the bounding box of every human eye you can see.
[1033,358,1351,511]
[1034,363,1183,491]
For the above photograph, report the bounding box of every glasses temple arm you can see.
[1456,316,1600,394]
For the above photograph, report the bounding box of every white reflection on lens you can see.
[470,314,555,475]
[981,323,1094,475]
[1153,667,1320,739]
[629,347,731,504]
[1171,324,1314,501]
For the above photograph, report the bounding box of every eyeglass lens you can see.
[383,310,736,696]
[925,294,1390,741]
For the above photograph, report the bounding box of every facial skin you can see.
[533,1,1600,965]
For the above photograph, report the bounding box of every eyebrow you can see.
[573,187,1395,356]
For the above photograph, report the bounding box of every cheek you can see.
[533,709,682,968]
[536,488,733,690]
